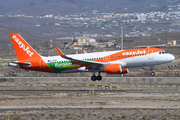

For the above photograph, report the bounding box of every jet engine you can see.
[104,64,129,74]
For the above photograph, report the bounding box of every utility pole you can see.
[173,61,174,77]
[119,20,124,50]
[119,20,124,77]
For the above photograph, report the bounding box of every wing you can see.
[55,46,106,70]
[55,46,127,71]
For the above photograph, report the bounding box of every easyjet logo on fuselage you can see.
[12,35,34,57]
[122,50,146,56]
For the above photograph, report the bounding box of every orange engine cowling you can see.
[105,64,129,74]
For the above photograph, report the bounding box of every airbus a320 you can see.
[9,33,175,81]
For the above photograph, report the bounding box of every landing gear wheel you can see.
[151,72,155,76]
[150,66,155,76]
[91,75,97,81]
[96,75,102,81]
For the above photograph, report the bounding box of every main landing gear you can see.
[150,66,155,76]
[91,72,102,81]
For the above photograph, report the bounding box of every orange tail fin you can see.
[9,33,54,73]
[9,33,41,61]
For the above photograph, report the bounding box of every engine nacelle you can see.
[105,64,129,74]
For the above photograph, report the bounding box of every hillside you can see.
[0,0,176,15]
[0,25,52,55]
[0,26,179,77]
[0,25,50,44]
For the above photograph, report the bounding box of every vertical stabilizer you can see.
[9,33,54,73]
[9,33,41,61]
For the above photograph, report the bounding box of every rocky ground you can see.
[1,108,180,120]
[0,92,180,120]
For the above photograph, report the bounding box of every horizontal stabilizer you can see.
[9,61,31,67]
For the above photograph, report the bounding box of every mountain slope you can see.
[0,0,176,15]
[0,25,49,44]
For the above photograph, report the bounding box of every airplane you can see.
[9,33,175,81]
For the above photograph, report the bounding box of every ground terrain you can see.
[0,1,180,119]
[0,92,180,120]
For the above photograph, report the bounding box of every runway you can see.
[0,90,180,93]
[0,77,180,119]
[1,77,180,91]
[0,107,180,112]
[0,89,180,119]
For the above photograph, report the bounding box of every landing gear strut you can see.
[150,66,155,76]
[91,72,102,81]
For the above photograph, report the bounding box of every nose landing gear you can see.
[150,66,155,76]
[151,72,155,76]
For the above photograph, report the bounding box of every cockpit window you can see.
[159,51,168,54]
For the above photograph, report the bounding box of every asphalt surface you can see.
[0,90,180,93]
[1,90,179,111]
[0,107,180,111]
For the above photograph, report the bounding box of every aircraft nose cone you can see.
[170,54,175,61]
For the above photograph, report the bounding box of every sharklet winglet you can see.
[55,46,72,60]
[55,46,64,56]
